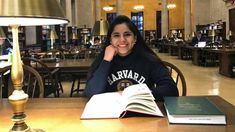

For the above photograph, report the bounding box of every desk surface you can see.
[1,96,235,132]
[43,59,93,69]
[205,48,235,54]
[39,59,94,73]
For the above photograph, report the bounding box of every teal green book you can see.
[164,96,226,125]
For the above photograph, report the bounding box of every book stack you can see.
[164,96,227,125]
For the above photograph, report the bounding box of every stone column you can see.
[95,0,101,21]
[65,0,72,42]
[77,0,94,28]
[74,0,79,26]
[66,0,72,26]
[184,0,192,40]
[161,0,169,38]
[116,0,123,16]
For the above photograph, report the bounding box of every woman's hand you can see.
[103,45,117,61]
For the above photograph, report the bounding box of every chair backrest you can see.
[22,57,60,97]
[0,65,44,98]
[163,61,187,96]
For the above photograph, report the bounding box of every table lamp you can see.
[0,0,68,132]
[92,19,109,43]
[178,32,183,39]
[72,32,78,40]
[228,30,233,42]
[228,30,234,48]
[191,32,195,38]
[49,26,59,49]
[208,29,216,44]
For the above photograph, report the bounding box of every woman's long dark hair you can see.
[87,15,161,80]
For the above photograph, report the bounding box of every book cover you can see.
[80,83,164,120]
[164,96,227,125]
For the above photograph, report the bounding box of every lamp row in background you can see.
[0,20,109,53]
[43,19,109,51]
[166,28,233,43]
[62,19,109,50]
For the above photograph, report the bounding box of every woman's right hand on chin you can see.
[103,45,117,62]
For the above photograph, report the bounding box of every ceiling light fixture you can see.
[103,0,114,11]
[167,3,176,9]
[133,5,144,11]
[103,5,114,11]
[133,0,144,11]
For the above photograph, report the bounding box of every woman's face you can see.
[110,23,136,56]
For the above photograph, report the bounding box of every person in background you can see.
[0,37,12,55]
[84,36,92,49]
[85,15,179,101]
[90,37,102,49]
[94,37,101,45]
[191,31,207,46]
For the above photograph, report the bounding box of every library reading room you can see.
[1,0,235,132]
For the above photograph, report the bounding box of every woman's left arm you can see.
[150,62,179,101]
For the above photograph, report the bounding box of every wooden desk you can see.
[1,96,235,132]
[177,44,192,60]
[186,46,202,65]
[207,49,235,77]
[43,59,94,73]
[186,46,219,66]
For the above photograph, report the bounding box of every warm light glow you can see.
[72,32,78,40]
[167,4,176,9]
[228,30,233,37]
[208,29,215,37]
[133,5,144,10]
[103,6,113,11]
[50,28,58,49]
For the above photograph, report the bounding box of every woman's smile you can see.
[111,23,136,56]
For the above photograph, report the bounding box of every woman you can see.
[85,15,178,101]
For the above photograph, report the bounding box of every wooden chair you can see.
[22,57,60,97]
[70,72,87,97]
[0,65,44,98]
[70,51,89,97]
[42,49,65,93]
[69,49,93,97]
[163,61,187,96]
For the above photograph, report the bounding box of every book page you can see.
[122,84,154,99]
[81,84,164,119]
[80,92,125,119]
[122,83,163,117]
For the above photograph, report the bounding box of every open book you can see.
[80,83,164,119]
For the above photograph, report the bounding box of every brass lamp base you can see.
[8,90,45,132]
[9,128,45,132]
